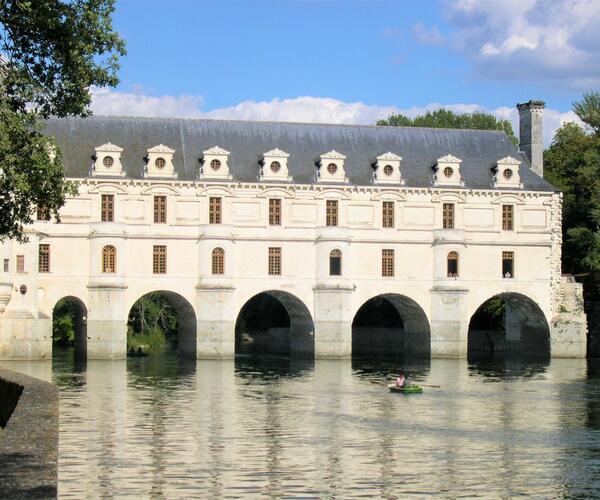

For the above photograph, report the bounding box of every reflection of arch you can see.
[52,296,87,359]
[102,245,116,273]
[352,294,431,358]
[468,292,550,360]
[235,290,314,358]
[212,247,224,275]
[127,291,197,358]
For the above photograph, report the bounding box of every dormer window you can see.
[492,156,522,188]
[260,148,292,182]
[200,146,233,180]
[144,144,177,179]
[318,150,348,183]
[373,152,403,185]
[91,143,126,177]
[433,155,463,187]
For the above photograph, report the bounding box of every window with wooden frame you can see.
[502,251,514,278]
[268,247,281,275]
[102,245,116,273]
[326,200,338,227]
[16,255,25,273]
[382,201,394,228]
[442,203,455,229]
[101,194,114,222]
[269,198,281,226]
[502,205,514,231]
[447,251,459,277]
[38,244,50,273]
[3,259,9,273]
[154,196,167,224]
[329,249,342,276]
[37,206,50,221]
[209,197,222,224]
[382,249,394,277]
[212,247,225,275]
[153,245,167,274]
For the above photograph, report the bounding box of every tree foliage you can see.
[376,108,518,145]
[544,92,600,298]
[0,0,125,241]
[127,293,179,350]
[52,297,76,346]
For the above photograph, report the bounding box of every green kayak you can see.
[388,384,423,394]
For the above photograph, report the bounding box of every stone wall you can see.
[0,368,58,498]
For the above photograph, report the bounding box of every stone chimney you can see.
[517,100,545,177]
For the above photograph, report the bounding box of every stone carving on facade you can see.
[260,148,293,182]
[317,150,348,183]
[373,152,404,185]
[143,144,177,179]
[91,143,126,177]
[200,146,233,180]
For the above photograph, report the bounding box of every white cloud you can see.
[412,22,445,46]
[429,0,600,89]
[90,87,581,146]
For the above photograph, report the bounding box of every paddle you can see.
[369,380,441,388]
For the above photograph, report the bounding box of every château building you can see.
[0,100,587,360]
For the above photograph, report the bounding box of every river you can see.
[2,350,600,498]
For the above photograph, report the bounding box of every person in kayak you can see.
[395,373,406,388]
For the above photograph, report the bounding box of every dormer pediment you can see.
[144,144,177,179]
[433,154,463,187]
[492,155,523,188]
[91,143,126,177]
[200,145,233,180]
[317,150,348,183]
[260,147,292,182]
[374,151,404,185]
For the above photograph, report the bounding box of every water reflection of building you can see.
[0,101,587,361]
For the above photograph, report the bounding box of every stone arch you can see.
[235,290,314,358]
[468,292,550,359]
[52,296,88,359]
[127,290,197,358]
[352,293,431,358]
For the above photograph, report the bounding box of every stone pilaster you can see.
[195,283,236,359]
[430,286,469,358]
[314,283,354,358]
[86,282,128,359]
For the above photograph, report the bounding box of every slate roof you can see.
[44,115,557,192]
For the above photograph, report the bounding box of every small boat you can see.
[387,384,423,394]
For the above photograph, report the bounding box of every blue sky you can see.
[92,0,600,145]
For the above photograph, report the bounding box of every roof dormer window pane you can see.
[103,156,114,168]
[383,165,393,176]
[444,167,453,178]
[503,169,513,179]
[270,161,281,173]
[211,159,221,171]
[327,163,337,175]
[155,157,166,169]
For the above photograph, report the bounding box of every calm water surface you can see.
[3,351,600,498]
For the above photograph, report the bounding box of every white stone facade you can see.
[0,172,586,360]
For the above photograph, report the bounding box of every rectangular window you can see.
[502,205,514,231]
[3,259,9,273]
[38,244,50,273]
[269,198,281,226]
[16,255,24,273]
[442,203,454,229]
[153,245,167,274]
[209,197,222,224]
[154,196,167,224]
[502,251,514,278]
[101,194,114,222]
[382,201,394,228]
[326,200,338,227]
[382,249,395,277]
[37,206,50,221]
[268,247,282,276]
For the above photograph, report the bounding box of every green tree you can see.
[377,108,518,145]
[127,293,179,351]
[52,298,75,347]
[0,0,125,241]
[544,92,600,298]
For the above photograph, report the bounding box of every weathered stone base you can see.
[550,315,587,358]
[87,319,127,359]
[0,316,51,360]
